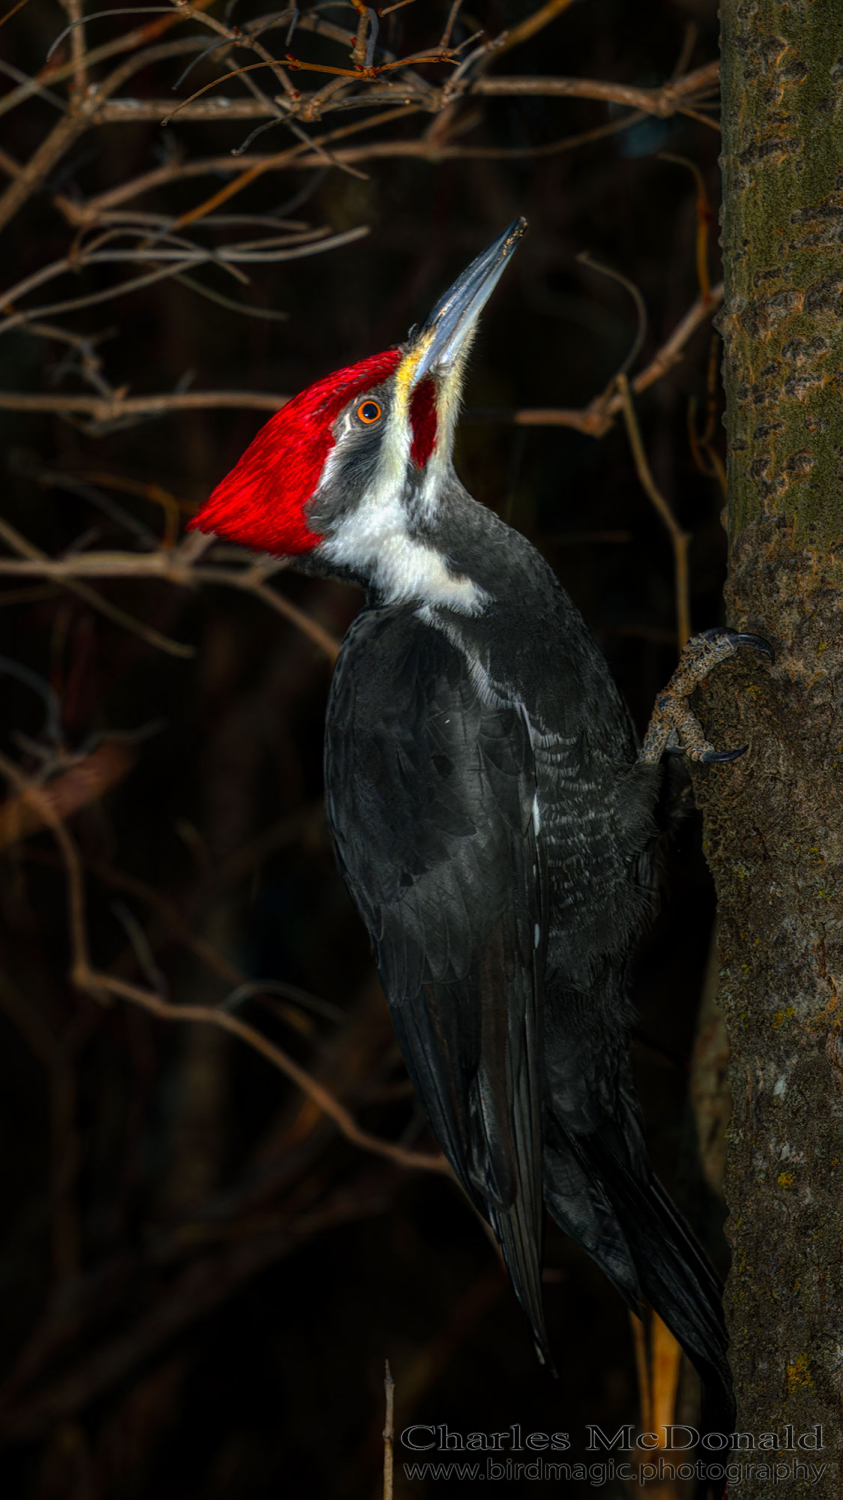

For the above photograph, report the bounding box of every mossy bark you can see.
[689,3,843,1489]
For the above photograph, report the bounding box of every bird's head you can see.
[190,219,526,591]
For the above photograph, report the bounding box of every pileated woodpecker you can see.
[193,220,765,1431]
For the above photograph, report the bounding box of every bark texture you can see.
[690,3,843,1488]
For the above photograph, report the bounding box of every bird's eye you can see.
[357,400,382,424]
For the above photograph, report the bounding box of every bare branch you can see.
[383,1362,395,1500]
[0,515,195,658]
[0,529,341,660]
[0,389,287,416]
[0,742,137,851]
[0,750,448,1178]
[99,977,448,1172]
[48,54,719,228]
[493,0,577,57]
[658,151,715,303]
[94,59,720,124]
[471,60,719,126]
[493,282,724,436]
[0,1174,399,1443]
[0,21,218,231]
[0,285,724,451]
[617,373,692,651]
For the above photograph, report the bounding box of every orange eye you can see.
[357,399,382,424]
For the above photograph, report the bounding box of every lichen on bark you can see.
[719,1,843,552]
[689,3,843,1491]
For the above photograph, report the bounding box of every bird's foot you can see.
[639,627,773,766]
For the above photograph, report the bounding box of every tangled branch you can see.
[0,747,447,1176]
[0,0,719,423]
[0,5,727,1466]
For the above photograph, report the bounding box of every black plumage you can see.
[196,220,743,1442]
[323,489,733,1430]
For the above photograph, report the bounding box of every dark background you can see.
[0,1,729,1494]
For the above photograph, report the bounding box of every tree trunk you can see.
[692,3,843,1488]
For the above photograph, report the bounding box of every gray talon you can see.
[729,631,774,659]
[701,744,748,765]
[701,626,775,661]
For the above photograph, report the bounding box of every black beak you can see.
[407,217,526,387]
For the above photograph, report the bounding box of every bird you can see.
[191,218,765,1435]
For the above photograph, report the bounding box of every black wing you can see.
[325,606,550,1356]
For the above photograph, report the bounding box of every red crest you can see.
[190,348,403,555]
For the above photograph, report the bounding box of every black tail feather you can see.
[546,1127,735,1437]
[490,1199,556,1373]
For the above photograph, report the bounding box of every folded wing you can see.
[325,607,551,1357]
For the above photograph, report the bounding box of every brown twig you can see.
[85,976,445,1173]
[471,60,718,123]
[93,59,720,125]
[0,0,350,122]
[576,250,648,380]
[49,113,640,229]
[165,105,418,231]
[616,373,692,651]
[193,563,341,661]
[0,742,137,851]
[490,0,576,55]
[0,390,288,417]
[0,12,218,235]
[0,515,195,659]
[0,283,723,440]
[0,280,724,536]
[0,973,84,1289]
[651,1313,683,1436]
[0,0,31,27]
[658,152,714,304]
[688,334,727,497]
[60,0,88,99]
[0,225,369,339]
[0,1175,399,1443]
[0,753,447,1179]
[0,537,341,661]
[630,1312,652,1435]
[494,282,723,436]
[383,1361,395,1500]
[82,852,329,1038]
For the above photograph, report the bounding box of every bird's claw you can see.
[640,625,772,767]
[700,626,775,661]
[665,741,748,763]
[699,743,748,765]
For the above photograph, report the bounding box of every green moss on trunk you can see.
[690,4,843,1491]
[720,3,843,552]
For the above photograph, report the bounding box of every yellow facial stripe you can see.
[395,336,433,404]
